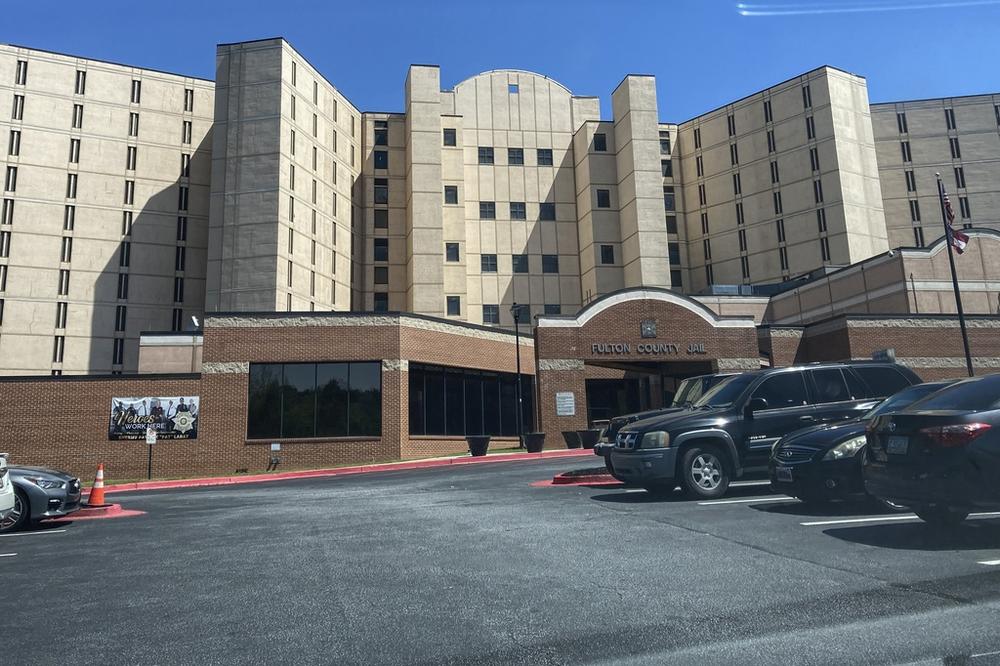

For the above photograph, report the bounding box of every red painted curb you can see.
[552,472,615,485]
[82,448,593,496]
[530,478,625,488]
[44,504,147,522]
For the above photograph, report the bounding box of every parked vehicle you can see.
[864,374,1000,527]
[0,464,82,533]
[597,373,735,475]
[0,454,14,520]
[610,362,921,499]
[769,380,955,505]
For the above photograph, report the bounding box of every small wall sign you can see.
[555,392,576,417]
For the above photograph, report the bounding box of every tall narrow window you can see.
[949,137,961,159]
[61,236,73,263]
[659,131,671,154]
[959,196,971,219]
[290,95,296,120]
[726,114,736,136]
[593,133,607,152]
[175,246,186,271]
[763,99,773,123]
[596,189,611,208]
[174,277,184,302]
[738,228,747,252]
[700,212,709,235]
[182,121,192,144]
[13,95,25,121]
[312,113,318,137]
[817,208,828,233]
[177,216,187,241]
[118,241,130,267]
[312,146,317,171]
[124,180,135,205]
[705,264,714,285]
[374,120,388,146]
[776,218,786,243]
[770,160,780,184]
[955,166,966,189]
[114,305,126,332]
[740,256,750,280]
[184,88,194,112]
[735,202,745,225]
[773,190,783,215]
[122,211,133,236]
[909,200,921,222]
[945,108,956,130]
[130,80,141,104]
[4,167,17,192]
[698,183,706,206]
[779,246,789,271]
[66,173,77,198]
[126,146,137,170]
[703,238,712,261]
[112,339,124,365]
[116,273,128,299]
[53,336,66,364]
[813,179,824,203]
[128,112,139,137]
[172,308,183,331]
[290,129,296,156]
[0,265,7,291]
[178,186,189,211]
[179,153,190,177]
[913,227,925,247]
[694,127,702,149]
[0,230,9,258]
[900,141,912,162]
[696,155,704,177]
[64,205,75,231]
[15,60,28,85]
[802,84,812,109]
[905,170,917,192]
[810,147,820,172]
[897,112,908,134]
[730,143,739,165]
[732,172,742,196]
[806,116,816,140]
[663,186,675,211]
[1,199,12,226]
[59,269,71,296]
[767,129,776,153]
[8,130,20,156]
[820,237,831,261]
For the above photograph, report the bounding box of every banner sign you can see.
[109,397,199,440]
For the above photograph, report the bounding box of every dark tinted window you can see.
[905,377,1000,412]
[855,366,912,397]
[408,364,534,436]
[809,369,851,403]
[282,363,317,438]
[317,364,349,436]
[844,369,869,399]
[751,372,808,409]
[695,374,756,408]
[864,382,953,419]
[247,364,282,438]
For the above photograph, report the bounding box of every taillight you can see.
[919,423,992,448]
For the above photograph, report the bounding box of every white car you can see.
[0,454,14,519]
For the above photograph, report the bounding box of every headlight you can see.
[27,477,66,490]
[639,431,670,449]
[822,436,867,461]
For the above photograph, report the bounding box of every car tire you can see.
[867,494,908,513]
[0,488,30,534]
[914,505,969,527]
[679,445,730,500]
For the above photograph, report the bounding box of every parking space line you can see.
[698,496,792,506]
[623,489,646,493]
[0,529,67,539]
[0,553,16,557]
[730,480,771,488]
[802,511,1000,527]
[977,559,1000,566]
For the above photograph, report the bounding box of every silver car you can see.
[0,465,82,533]
[0,454,14,519]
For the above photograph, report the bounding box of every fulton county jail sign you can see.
[591,342,708,356]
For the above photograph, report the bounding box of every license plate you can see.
[887,436,909,455]
[776,466,793,482]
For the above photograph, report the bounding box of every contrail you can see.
[738,0,1000,15]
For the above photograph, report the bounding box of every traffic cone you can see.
[87,463,108,507]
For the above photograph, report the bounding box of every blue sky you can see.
[4,0,999,121]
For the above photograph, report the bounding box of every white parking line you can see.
[801,511,1000,527]
[0,529,67,539]
[698,496,793,506]
[730,480,772,488]
[0,553,16,558]
[623,489,646,493]
[978,559,1000,566]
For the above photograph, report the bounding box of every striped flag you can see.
[941,188,970,254]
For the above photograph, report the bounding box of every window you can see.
[508,148,524,165]
[1,199,12,225]
[809,369,852,403]
[763,99,773,123]
[539,304,558,315]
[663,186,675,211]
[130,79,141,104]
[813,179,824,203]
[0,264,6,291]
[4,167,16,192]
[482,305,500,324]
[123,180,135,205]
[596,189,611,208]
[855,366,912,398]
[600,244,615,264]
[13,95,24,121]
[669,242,681,266]
[661,159,673,177]
[740,256,750,280]
[779,246,789,271]
[733,173,742,196]
[128,112,139,137]
[767,129,776,153]
[665,215,677,234]
[374,209,388,228]
[735,202,745,225]
[770,160,780,184]
[247,362,382,439]
[536,148,553,166]
[817,208,827,233]
[182,121,192,144]
[113,305,126,332]
[290,129,297,156]
[820,237,831,261]
[289,164,296,190]
[373,292,388,312]
[752,372,808,409]
[124,145,137,170]
[178,185,188,210]
[512,254,528,273]
[60,236,73,263]
[593,133,607,152]
[172,308,183,332]
[542,255,559,273]
[730,143,739,165]
[904,170,916,192]
[480,254,498,272]
[700,212,709,235]
[996,104,1000,126]
[290,95,296,120]
[510,201,526,219]
[671,269,683,287]
[175,246,186,271]
[694,127,702,149]
[0,230,9,258]
[8,130,20,156]
[909,200,921,222]
[955,166,966,189]
[373,238,388,262]
[445,243,460,262]
[539,202,555,221]
[945,108,956,130]
[374,266,388,284]
[443,128,456,146]
[696,155,704,177]
[913,226,925,247]
[810,147,820,172]
[374,120,388,146]
[177,216,187,241]
[66,173,77,198]
[374,178,388,204]
[698,183,706,206]
[659,131,671,154]
[53,337,66,364]
[64,205,75,231]
[15,60,27,85]
[901,141,911,162]
[705,263,714,285]
[802,84,812,109]
[508,83,519,94]
[776,218,786,243]
[897,111,908,134]
[444,185,458,205]
[738,228,747,252]
[408,363,535,437]
[479,201,496,219]
[806,116,816,140]
[445,296,460,316]
[373,150,388,169]
[184,88,194,112]
[703,238,712,261]
[117,240,129,267]
[950,137,961,159]
[726,113,736,136]
[478,146,494,164]
[173,277,184,302]
[288,196,295,222]
[773,191,782,215]
[959,196,971,219]
[115,273,127,299]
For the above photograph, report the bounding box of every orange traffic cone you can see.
[87,463,108,507]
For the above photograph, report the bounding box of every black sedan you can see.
[0,465,82,533]
[865,374,1000,527]
[770,381,954,505]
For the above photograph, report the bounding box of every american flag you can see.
[941,188,969,254]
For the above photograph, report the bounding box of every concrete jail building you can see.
[1,38,1000,478]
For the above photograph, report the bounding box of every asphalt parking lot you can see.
[4,457,1000,665]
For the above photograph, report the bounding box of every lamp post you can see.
[511,302,524,448]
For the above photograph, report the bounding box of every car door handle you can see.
[799,416,815,422]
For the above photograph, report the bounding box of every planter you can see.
[577,429,602,450]
[523,432,546,453]
[466,435,491,457]
[561,431,582,449]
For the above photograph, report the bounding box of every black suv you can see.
[609,362,920,499]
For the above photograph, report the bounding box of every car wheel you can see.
[867,494,908,513]
[603,457,615,475]
[0,488,30,534]
[679,445,730,499]
[913,505,969,527]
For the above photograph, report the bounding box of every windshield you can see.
[862,382,950,420]
[693,374,756,408]
[902,377,1000,412]
[670,378,699,407]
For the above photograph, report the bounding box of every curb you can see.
[83,448,593,496]
[45,504,147,522]
[551,472,617,485]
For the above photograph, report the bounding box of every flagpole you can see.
[935,173,974,377]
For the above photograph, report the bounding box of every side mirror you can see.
[745,398,768,417]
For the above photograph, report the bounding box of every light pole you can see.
[511,302,524,448]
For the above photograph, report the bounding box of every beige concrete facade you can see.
[2,39,999,376]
